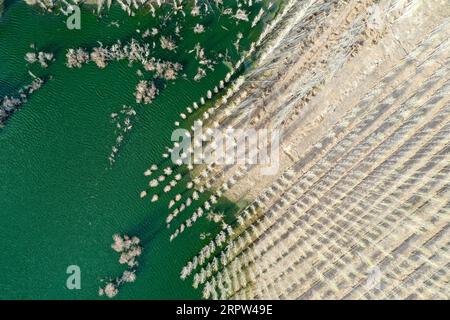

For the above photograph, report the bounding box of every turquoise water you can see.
[0,1,271,299]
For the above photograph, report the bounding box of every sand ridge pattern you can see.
[176,0,450,300]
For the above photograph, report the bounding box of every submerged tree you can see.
[100,234,143,298]
[134,80,159,104]
[1,77,46,128]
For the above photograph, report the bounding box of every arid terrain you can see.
[177,0,450,299]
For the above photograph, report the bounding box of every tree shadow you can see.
[4,0,20,12]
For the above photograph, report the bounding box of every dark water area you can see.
[0,1,271,299]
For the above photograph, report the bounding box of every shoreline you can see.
[3,0,449,300]
[177,0,450,299]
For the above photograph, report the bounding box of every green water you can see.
[0,1,272,299]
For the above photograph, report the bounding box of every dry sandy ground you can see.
[184,0,450,299]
